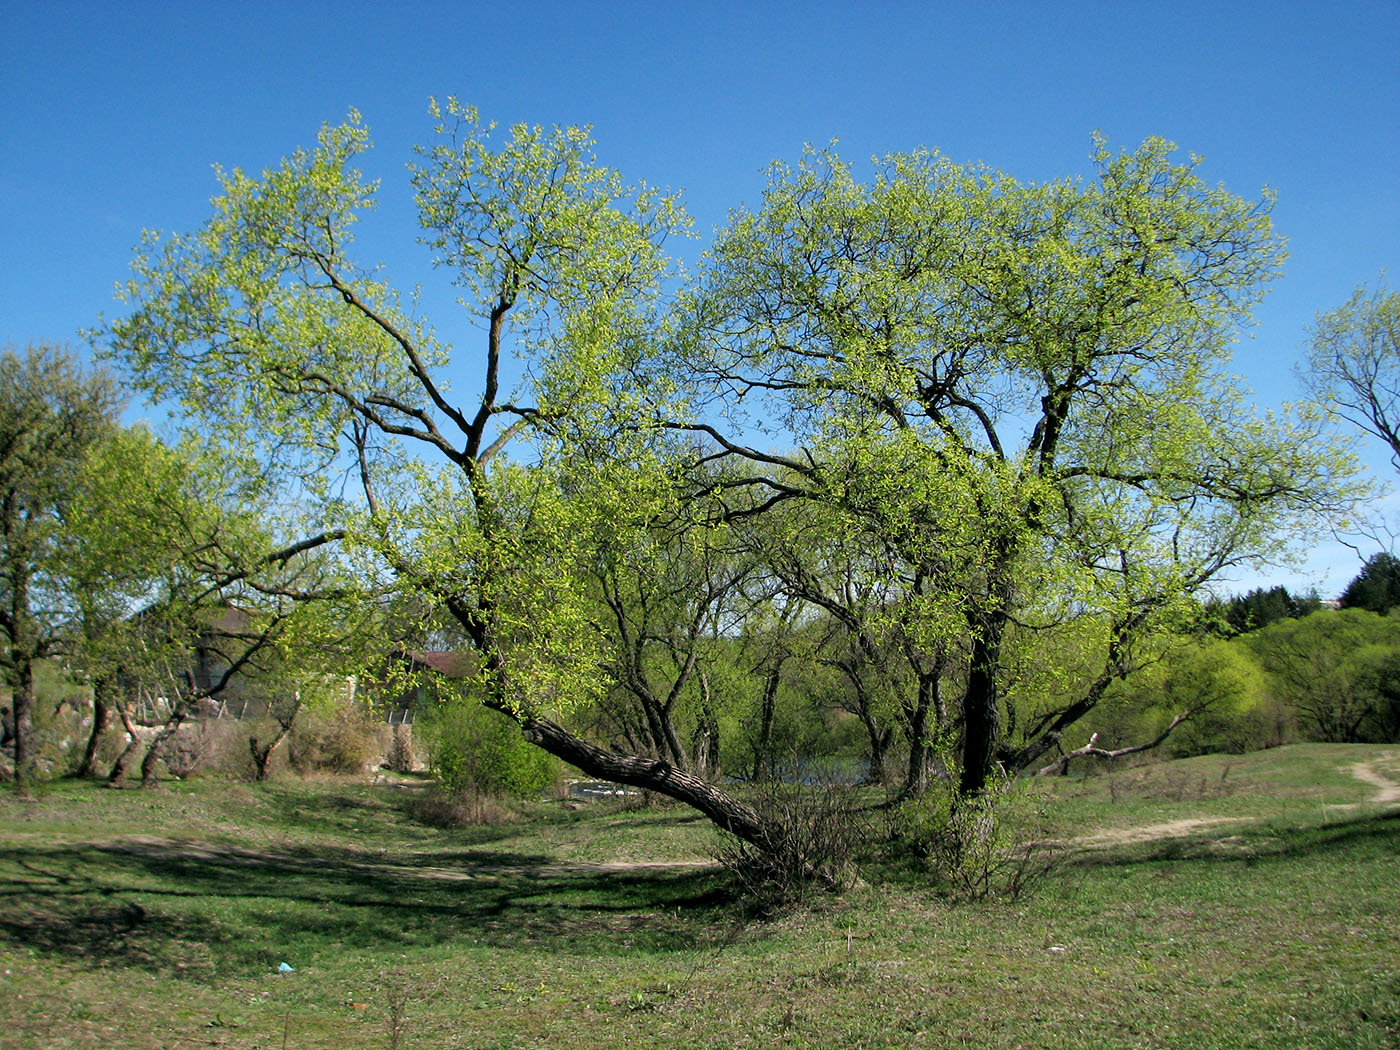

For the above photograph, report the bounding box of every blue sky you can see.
[2,0,1397,595]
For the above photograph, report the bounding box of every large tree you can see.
[680,137,1355,792]
[102,104,782,850]
[0,346,122,795]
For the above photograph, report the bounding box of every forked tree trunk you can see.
[249,716,297,781]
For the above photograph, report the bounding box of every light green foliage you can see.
[423,693,556,799]
[688,135,1358,784]
[1249,608,1400,742]
[1152,639,1271,755]
[68,426,362,701]
[101,104,689,727]
[413,99,689,417]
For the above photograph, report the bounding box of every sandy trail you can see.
[1347,751,1400,805]
[1067,749,1399,849]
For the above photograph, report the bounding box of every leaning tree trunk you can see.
[106,700,148,786]
[518,713,777,853]
[139,705,190,786]
[457,577,785,860]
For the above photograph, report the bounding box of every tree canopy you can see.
[679,135,1354,789]
[98,105,1360,845]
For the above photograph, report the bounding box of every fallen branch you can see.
[1034,711,1193,777]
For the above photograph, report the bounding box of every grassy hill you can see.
[0,744,1395,1049]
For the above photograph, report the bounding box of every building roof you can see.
[402,649,473,679]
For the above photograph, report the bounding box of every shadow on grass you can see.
[0,835,735,978]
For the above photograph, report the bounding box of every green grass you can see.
[0,745,1396,1049]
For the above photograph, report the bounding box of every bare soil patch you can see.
[1348,751,1400,805]
[1067,749,1400,849]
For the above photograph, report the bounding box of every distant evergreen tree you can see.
[1214,585,1320,635]
[1339,553,1400,615]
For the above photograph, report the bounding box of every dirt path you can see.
[1348,751,1400,805]
[1068,816,1248,850]
[1067,749,1400,850]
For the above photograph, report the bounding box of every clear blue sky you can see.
[3,0,1397,595]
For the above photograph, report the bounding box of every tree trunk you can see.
[690,670,721,777]
[106,700,146,786]
[519,714,776,852]
[858,708,890,786]
[750,661,782,782]
[12,659,37,797]
[903,676,935,798]
[76,675,115,779]
[960,620,1005,796]
[139,707,189,786]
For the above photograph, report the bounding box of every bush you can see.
[289,701,380,774]
[712,778,865,914]
[888,776,1058,902]
[421,699,556,800]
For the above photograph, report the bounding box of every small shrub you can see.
[888,776,1059,902]
[385,724,417,773]
[713,778,865,914]
[408,787,515,828]
[421,699,556,800]
[290,702,379,774]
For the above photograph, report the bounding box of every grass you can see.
[0,744,1396,1049]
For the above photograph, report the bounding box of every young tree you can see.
[63,422,360,786]
[0,346,122,795]
[1305,280,1400,472]
[682,137,1356,793]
